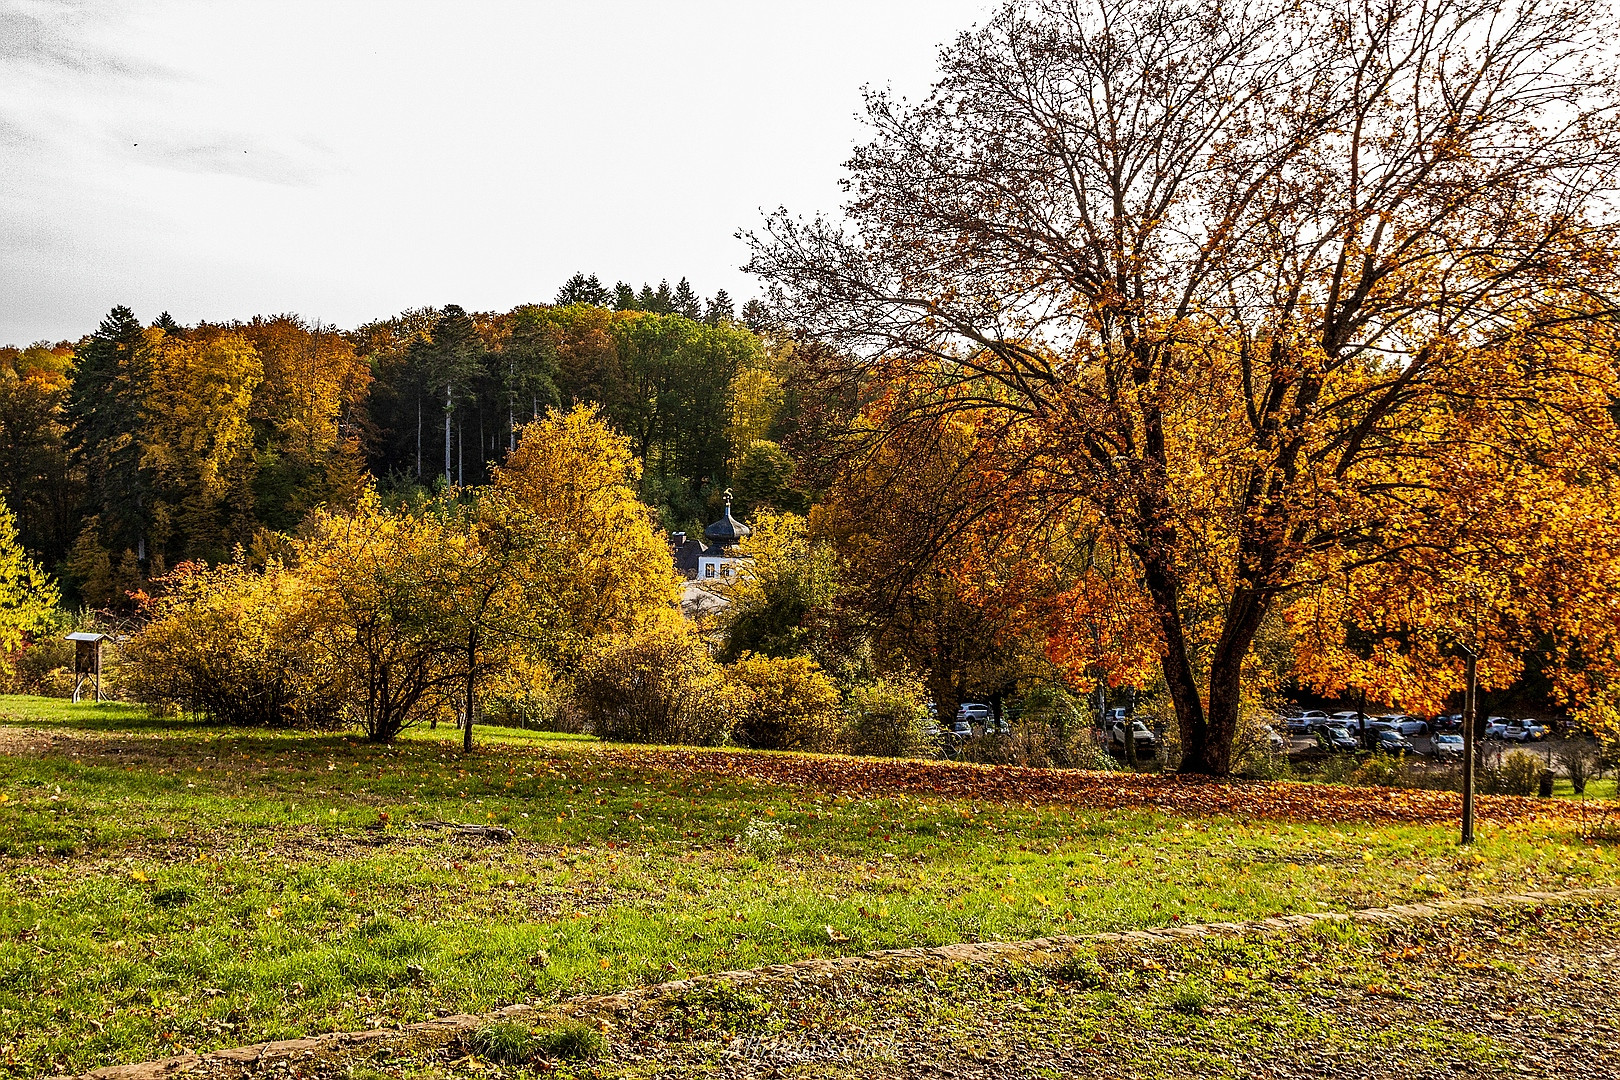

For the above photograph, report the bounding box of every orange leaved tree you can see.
[748,0,1620,773]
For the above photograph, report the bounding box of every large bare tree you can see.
[747,0,1620,774]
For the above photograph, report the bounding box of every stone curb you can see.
[76,885,1620,1079]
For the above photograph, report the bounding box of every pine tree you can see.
[613,282,638,310]
[672,277,703,320]
[63,306,151,557]
[151,311,184,336]
[555,273,611,307]
[741,299,773,334]
[705,290,735,325]
[637,283,659,310]
[650,280,675,314]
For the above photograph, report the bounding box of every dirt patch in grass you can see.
[75,889,1620,1079]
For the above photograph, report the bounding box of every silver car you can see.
[1432,733,1464,759]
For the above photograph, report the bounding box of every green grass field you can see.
[0,696,1615,1076]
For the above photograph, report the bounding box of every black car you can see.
[1375,729,1419,754]
[1316,725,1359,753]
[1433,713,1464,732]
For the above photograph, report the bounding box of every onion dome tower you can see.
[703,489,751,546]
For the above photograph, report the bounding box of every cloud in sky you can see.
[0,0,991,343]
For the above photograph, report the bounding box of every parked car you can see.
[959,703,992,723]
[1108,720,1158,754]
[1515,719,1548,741]
[1375,729,1418,754]
[1380,714,1430,737]
[1262,724,1285,753]
[1484,716,1513,739]
[1286,710,1329,734]
[1498,719,1546,743]
[1432,733,1465,759]
[1433,713,1464,732]
[1317,725,1360,753]
[925,719,972,740]
[1329,710,1365,727]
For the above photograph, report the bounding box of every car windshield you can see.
[1436,735,1461,744]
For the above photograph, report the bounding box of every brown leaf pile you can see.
[595,746,1592,827]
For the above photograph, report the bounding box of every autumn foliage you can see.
[749,0,1620,773]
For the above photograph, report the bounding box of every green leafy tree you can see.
[411,305,485,486]
[0,494,60,675]
[733,440,803,515]
[0,345,80,563]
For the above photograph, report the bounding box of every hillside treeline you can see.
[0,276,798,606]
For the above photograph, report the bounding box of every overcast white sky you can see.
[0,0,991,344]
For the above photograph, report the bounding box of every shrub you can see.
[574,620,734,745]
[962,686,1117,769]
[481,659,581,733]
[1351,751,1405,788]
[1232,704,1289,779]
[123,560,344,728]
[1495,750,1544,796]
[843,673,930,757]
[0,621,76,697]
[1558,742,1598,795]
[727,654,842,752]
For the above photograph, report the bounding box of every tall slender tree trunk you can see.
[444,383,453,486]
[416,395,422,478]
[463,628,478,753]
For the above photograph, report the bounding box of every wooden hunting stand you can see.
[67,632,106,704]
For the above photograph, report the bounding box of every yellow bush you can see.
[727,654,842,753]
[574,620,735,745]
[123,559,343,728]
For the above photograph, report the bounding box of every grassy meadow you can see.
[0,695,1614,1075]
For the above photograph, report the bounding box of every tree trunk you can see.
[444,383,453,486]
[416,395,422,479]
[463,628,477,753]
[1138,552,1214,773]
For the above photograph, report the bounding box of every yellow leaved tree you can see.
[490,405,679,653]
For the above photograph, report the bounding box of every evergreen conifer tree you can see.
[705,290,735,325]
[672,277,702,320]
[613,282,638,310]
[63,306,151,557]
[555,273,611,307]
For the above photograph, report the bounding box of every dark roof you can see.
[671,538,704,576]
[703,491,751,545]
